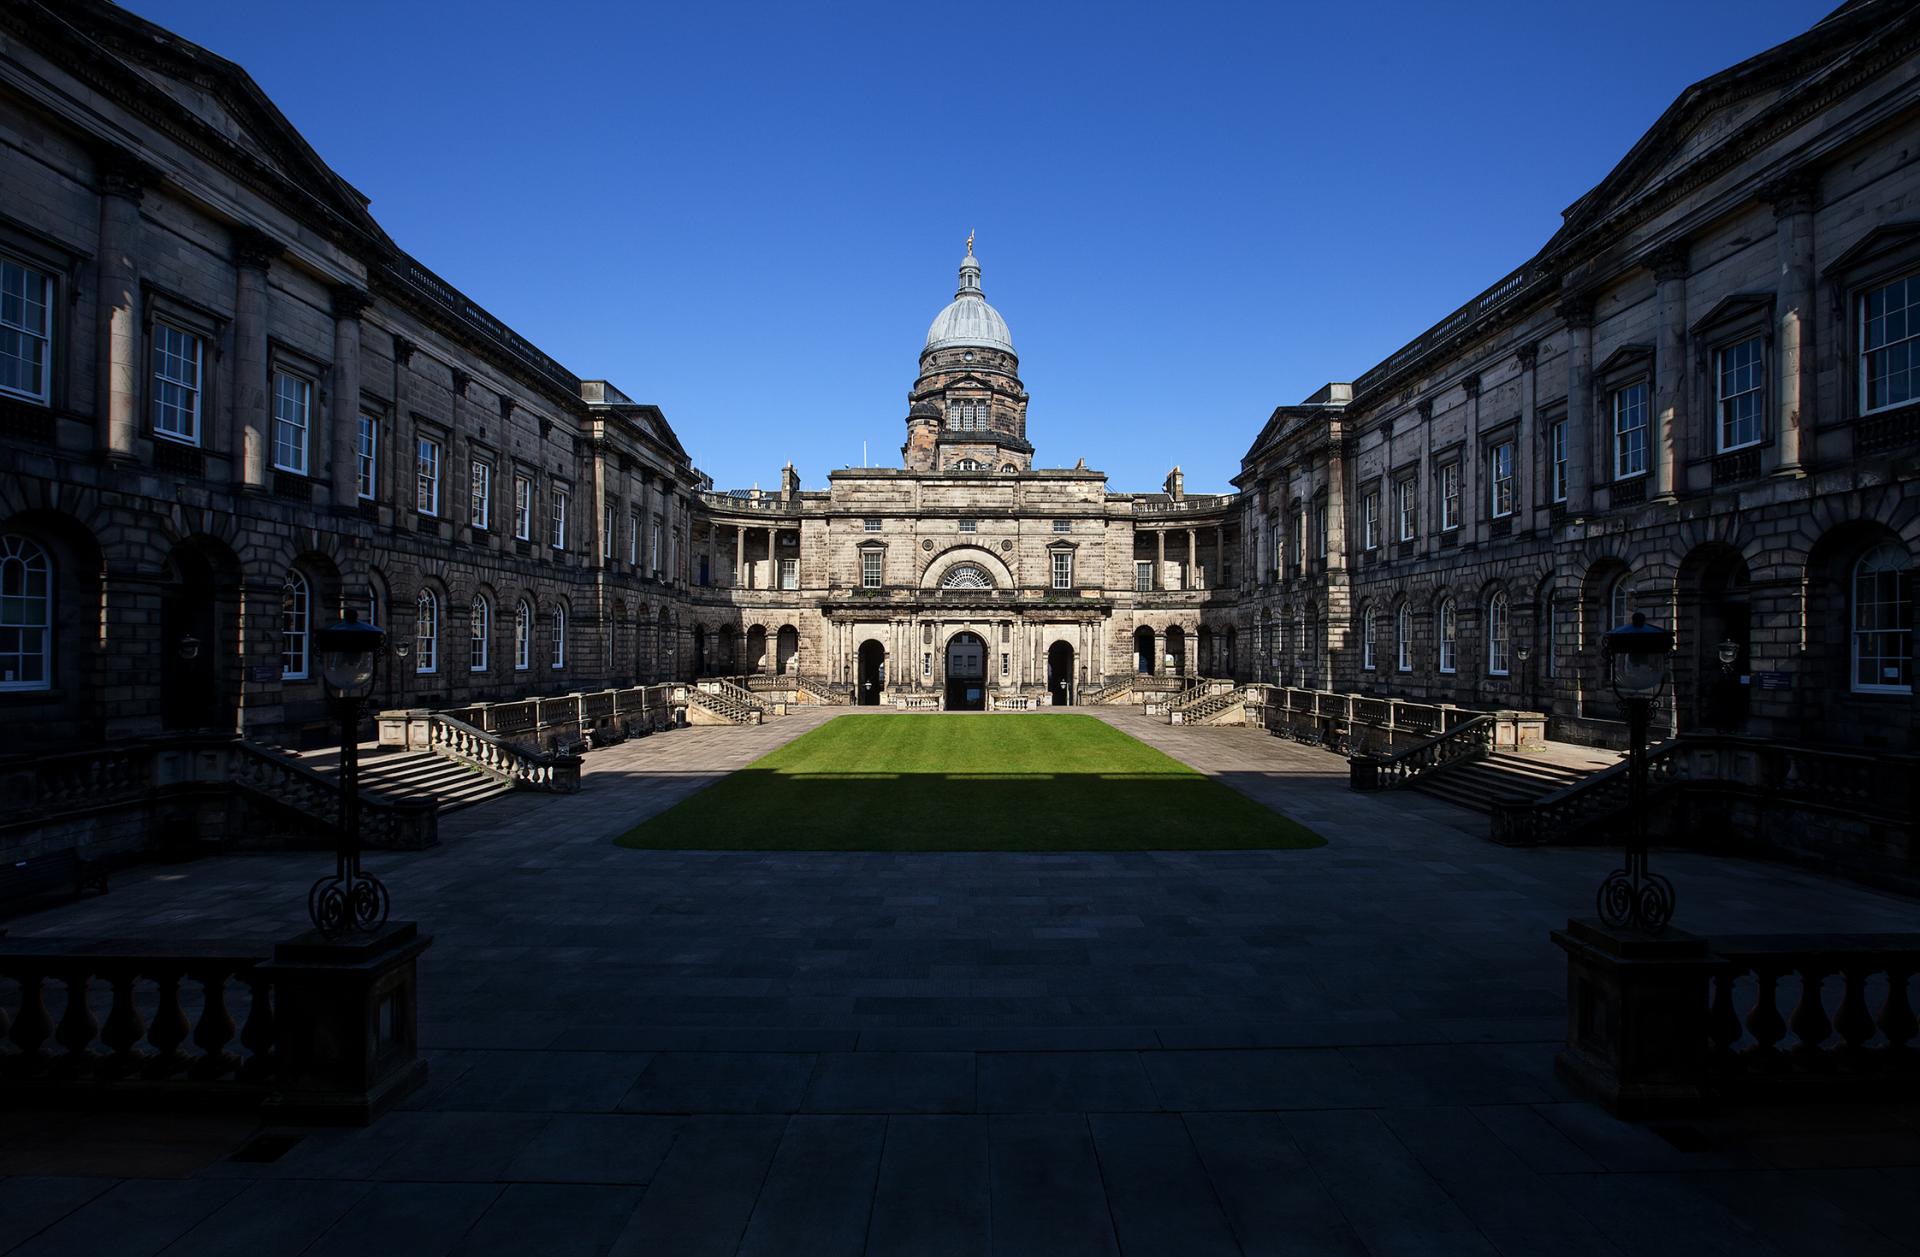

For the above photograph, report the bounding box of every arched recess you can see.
[1133,625,1156,674]
[943,629,988,710]
[1224,626,1238,678]
[1675,542,1752,731]
[921,546,1015,591]
[1165,625,1187,677]
[692,623,708,675]
[158,534,243,732]
[1047,639,1075,705]
[856,638,886,704]
[1196,626,1214,675]
[1805,521,1914,717]
[776,625,799,675]
[716,623,738,672]
[745,624,768,675]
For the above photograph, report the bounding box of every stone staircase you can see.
[791,675,851,705]
[1082,677,1135,705]
[1410,748,1618,815]
[685,686,765,725]
[1174,684,1253,727]
[296,743,515,814]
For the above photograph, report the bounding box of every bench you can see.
[1,849,110,916]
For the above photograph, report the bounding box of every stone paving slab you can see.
[5,708,1920,1255]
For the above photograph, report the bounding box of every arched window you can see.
[1396,603,1412,672]
[1853,543,1913,694]
[941,563,993,590]
[469,595,490,672]
[1608,573,1635,628]
[550,606,567,669]
[514,599,532,670]
[1486,591,1510,677]
[0,534,52,690]
[281,570,310,680]
[1362,607,1377,671]
[415,589,438,674]
[1437,598,1457,674]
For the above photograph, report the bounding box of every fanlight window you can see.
[941,563,994,590]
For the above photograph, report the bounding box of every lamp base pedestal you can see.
[260,921,432,1125]
[1550,917,1719,1118]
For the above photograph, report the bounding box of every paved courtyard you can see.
[3,710,1918,1256]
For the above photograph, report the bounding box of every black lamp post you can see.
[312,609,390,937]
[1598,611,1675,930]
[1517,642,1533,708]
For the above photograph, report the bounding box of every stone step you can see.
[1411,749,1614,815]
[296,746,514,814]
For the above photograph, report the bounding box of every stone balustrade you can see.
[1246,685,1543,760]
[382,684,676,757]
[0,925,431,1123]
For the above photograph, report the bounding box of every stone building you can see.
[2,0,1914,750]
[685,246,1241,710]
[0,0,705,752]
[1234,0,1920,750]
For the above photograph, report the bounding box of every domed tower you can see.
[903,238,1032,472]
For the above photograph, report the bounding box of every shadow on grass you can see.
[614,769,1326,852]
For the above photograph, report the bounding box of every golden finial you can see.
[966,229,974,256]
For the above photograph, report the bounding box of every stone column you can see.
[1155,530,1166,590]
[1558,297,1595,515]
[734,526,746,589]
[329,288,370,509]
[1214,524,1225,590]
[1460,376,1481,545]
[1766,172,1817,477]
[231,228,283,490]
[1515,342,1538,528]
[1186,529,1197,590]
[766,526,777,589]
[95,160,148,463]
[705,523,717,587]
[1325,437,1348,568]
[1651,243,1690,502]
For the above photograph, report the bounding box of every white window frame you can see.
[415,589,438,674]
[1437,598,1457,674]
[416,436,442,516]
[1397,479,1416,542]
[550,485,570,550]
[0,258,54,404]
[1860,273,1920,416]
[629,511,641,565]
[779,557,798,591]
[1051,550,1073,591]
[280,569,309,680]
[860,549,883,589]
[1362,608,1377,670]
[271,371,311,475]
[1134,559,1153,592]
[469,459,491,529]
[1395,603,1412,672]
[1716,336,1766,453]
[0,533,52,690]
[514,599,532,671]
[959,518,977,533]
[550,606,567,669]
[1608,575,1635,630]
[603,503,617,562]
[1851,543,1912,694]
[1440,463,1461,531]
[1550,420,1569,503]
[1612,380,1650,479]
[151,323,203,446]
[1362,490,1379,551]
[1052,519,1070,534]
[1489,442,1514,518]
[650,517,663,571]
[469,595,490,672]
[863,517,882,532]
[1487,591,1510,676]
[356,414,378,500]
[513,473,534,540]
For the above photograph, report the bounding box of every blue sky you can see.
[125,0,1831,493]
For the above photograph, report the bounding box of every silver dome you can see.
[923,253,1014,355]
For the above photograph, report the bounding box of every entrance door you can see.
[944,632,987,711]
[1047,640,1075,705]
[160,547,229,731]
[857,639,886,705]
[1134,626,1155,674]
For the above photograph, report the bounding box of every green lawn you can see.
[615,714,1324,851]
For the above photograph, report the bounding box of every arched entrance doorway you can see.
[1047,640,1075,705]
[857,639,886,705]
[776,625,798,675]
[745,625,767,675]
[1196,627,1213,676]
[160,542,235,731]
[716,625,737,673]
[944,631,987,710]
[1224,627,1237,677]
[1166,625,1187,677]
[1134,626,1155,674]
[692,624,707,675]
